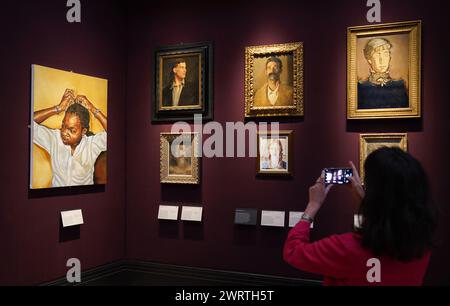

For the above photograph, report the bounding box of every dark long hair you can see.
[66,103,94,136]
[357,147,436,262]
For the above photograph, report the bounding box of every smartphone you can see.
[324,168,353,185]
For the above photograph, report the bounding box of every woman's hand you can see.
[76,95,96,113]
[34,89,74,124]
[348,161,365,202]
[76,95,107,131]
[304,173,333,219]
[58,89,75,112]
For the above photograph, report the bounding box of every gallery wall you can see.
[0,0,127,285]
[125,0,450,285]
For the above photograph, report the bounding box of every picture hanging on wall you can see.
[30,65,108,189]
[160,133,200,185]
[257,130,294,177]
[348,21,422,119]
[359,133,408,182]
[245,42,304,118]
[152,42,213,123]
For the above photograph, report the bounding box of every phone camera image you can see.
[324,168,353,185]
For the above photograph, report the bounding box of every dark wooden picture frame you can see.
[152,42,213,123]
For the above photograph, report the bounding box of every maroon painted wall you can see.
[0,0,127,285]
[125,0,450,285]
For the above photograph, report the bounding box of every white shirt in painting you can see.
[171,80,185,106]
[267,83,280,106]
[33,121,107,187]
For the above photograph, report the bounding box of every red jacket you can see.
[283,221,430,286]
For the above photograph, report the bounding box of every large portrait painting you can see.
[359,133,408,182]
[153,42,213,122]
[160,133,200,184]
[257,131,293,177]
[245,43,303,118]
[30,65,108,189]
[348,21,421,119]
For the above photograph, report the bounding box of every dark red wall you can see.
[0,0,127,285]
[125,0,450,285]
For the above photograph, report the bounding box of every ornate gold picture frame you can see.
[160,133,200,185]
[257,130,294,177]
[245,43,303,118]
[359,133,408,182]
[348,21,421,119]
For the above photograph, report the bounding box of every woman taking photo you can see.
[283,147,437,285]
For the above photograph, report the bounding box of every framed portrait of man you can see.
[153,42,213,122]
[245,43,303,118]
[160,133,200,184]
[348,21,421,119]
[30,65,108,190]
[359,133,408,182]
[257,131,293,177]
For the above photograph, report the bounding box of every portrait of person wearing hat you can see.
[358,38,409,109]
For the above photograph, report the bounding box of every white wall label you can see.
[181,206,203,222]
[261,210,285,227]
[61,209,84,227]
[158,205,179,221]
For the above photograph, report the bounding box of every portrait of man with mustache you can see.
[254,56,294,107]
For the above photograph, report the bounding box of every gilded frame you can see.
[348,21,421,119]
[160,133,200,185]
[245,43,304,118]
[359,133,408,182]
[257,130,294,177]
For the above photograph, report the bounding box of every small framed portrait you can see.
[348,21,421,119]
[245,43,303,118]
[257,131,294,177]
[160,133,200,184]
[153,42,213,122]
[359,133,408,182]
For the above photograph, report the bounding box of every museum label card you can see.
[261,210,285,227]
[234,209,258,226]
[181,206,203,222]
[61,209,84,227]
[158,205,179,221]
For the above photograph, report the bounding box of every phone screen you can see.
[324,168,353,185]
